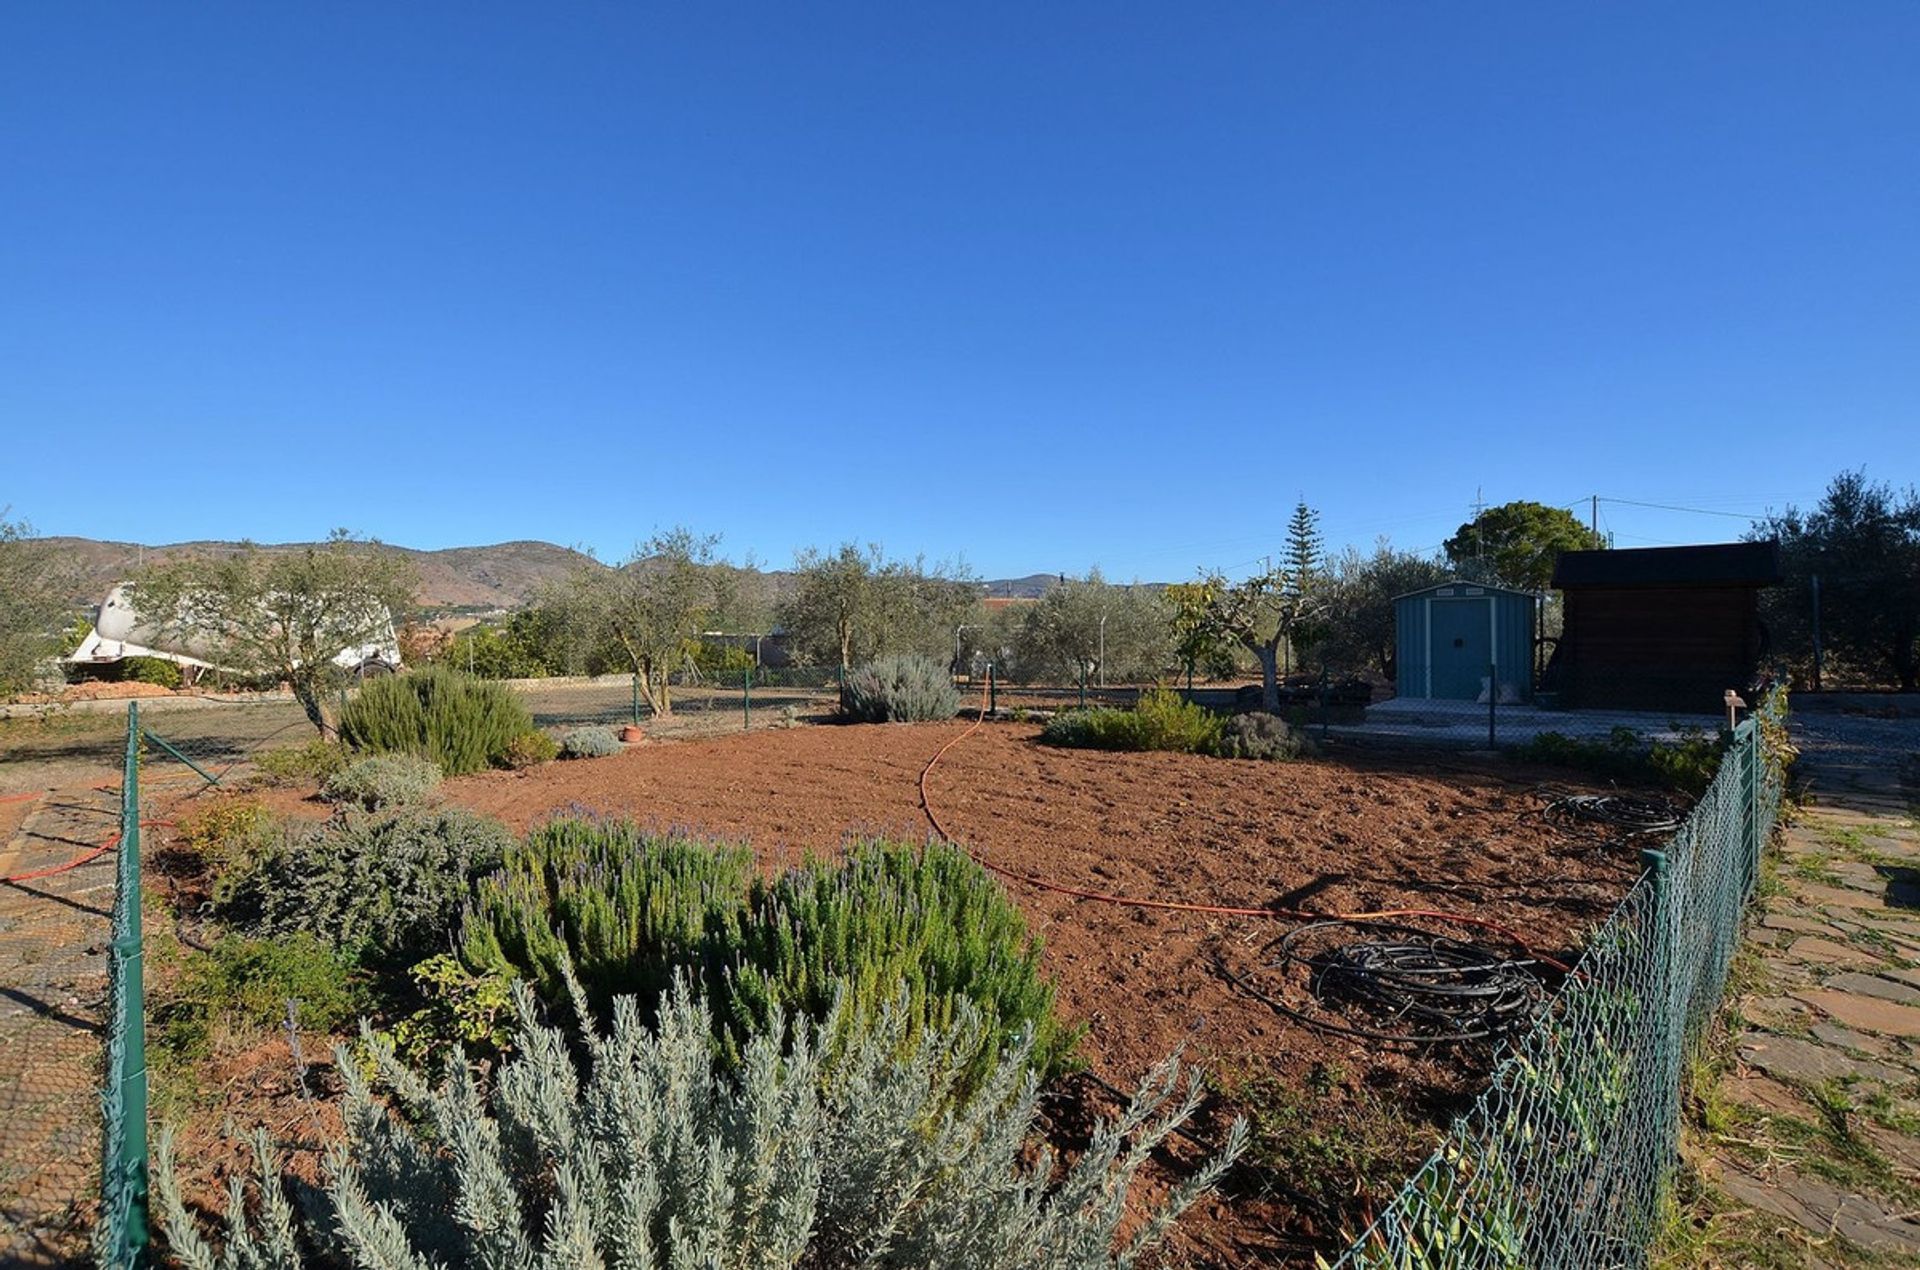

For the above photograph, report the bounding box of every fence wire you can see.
[1330,690,1785,1269]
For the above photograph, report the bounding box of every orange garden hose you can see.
[918,683,1573,975]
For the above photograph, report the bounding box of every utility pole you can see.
[1590,494,1598,537]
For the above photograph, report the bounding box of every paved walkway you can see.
[1672,712,1920,1266]
[0,786,119,1266]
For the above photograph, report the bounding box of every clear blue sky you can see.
[3,4,1913,579]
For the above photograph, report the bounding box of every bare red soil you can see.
[426,720,1638,1264]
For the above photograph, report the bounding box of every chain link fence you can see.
[1329,687,1785,1269]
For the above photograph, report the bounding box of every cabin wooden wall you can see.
[1559,585,1762,713]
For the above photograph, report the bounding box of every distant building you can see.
[1544,542,1782,713]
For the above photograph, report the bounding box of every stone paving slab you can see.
[1679,712,1920,1266]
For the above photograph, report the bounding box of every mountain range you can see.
[41,538,1068,612]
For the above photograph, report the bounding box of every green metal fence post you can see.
[631,673,641,725]
[1487,661,1497,748]
[743,663,752,732]
[1078,660,1086,710]
[1744,721,1762,898]
[987,662,997,714]
[1641,844,1681,1176]
[114,703,150,1266]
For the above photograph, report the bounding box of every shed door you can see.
[1430,597,1491,700]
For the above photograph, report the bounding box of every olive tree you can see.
[779,543,980,670]
[0,516,78,694]
[133,532,417,737]
[549,528,730,715]
[1007,572,1170,685]
[1754,470,1920,690]
[1320,542,1451,679]
[1168,505,1329,711]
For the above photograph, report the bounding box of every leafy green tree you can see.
[1320,542,1452,679]
[1007,571,1170,685]
[1753,470,1920,690]
[0,516,78,694]
[779,543,980,669]
[1444,500,1604,592]
[549,528,729,715]
[133,532,417,737]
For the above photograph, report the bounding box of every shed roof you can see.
[1392,578,1539,602]
[1550,541,1782,589]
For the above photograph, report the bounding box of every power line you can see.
[1594,496,1772,522]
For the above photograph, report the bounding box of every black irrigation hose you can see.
[1542,792,1687,837]
[1219,920,1551,1046]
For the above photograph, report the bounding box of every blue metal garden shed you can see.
[1393,581,1538,703]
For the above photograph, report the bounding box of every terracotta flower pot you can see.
[619,724,646,743]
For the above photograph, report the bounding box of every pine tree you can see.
[1283,500,1323,597]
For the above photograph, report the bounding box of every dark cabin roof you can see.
[1551,541,1783,590]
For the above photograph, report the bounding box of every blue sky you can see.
[2,4,1914,579]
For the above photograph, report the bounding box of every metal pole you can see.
[1811,573,1823,692]
[1097,612,1107,688]
[1488,660,1497,747]
[117,703,150,1264]
[1078,660,1086,709]
[743,662,752,731]
[140,729,221,787]
[631,674,641,725]
[987,662,997,714]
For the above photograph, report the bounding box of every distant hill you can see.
[42,537,600,612]
[44,537,1096,614]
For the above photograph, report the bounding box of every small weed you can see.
[153,933,368,1067]
[1788,850,1842,886]
[1219,1065,1433,1217]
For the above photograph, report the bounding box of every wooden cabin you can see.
[1545,541,1782,713]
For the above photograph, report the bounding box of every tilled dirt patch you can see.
[433,720,1640,1263]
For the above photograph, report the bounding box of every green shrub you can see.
[1213,711,1305,761]
[157,987,1242,1270]
[250,738,347,786]
[1040,687,1224,755]
[460,820,1070,1081]
[221,805,515,965]
[734,840,1074,1081]
[502,729,559,768]
[339,666,534,775]
[385,954,518,1065]
[1510,725,1722,795]
[116,656,182,689]
[559,724,624,758]
[462,816,753,1014]
[170,796,277,876]
[321,753,442,810]
[840,653,960,723]
[155,933,365,1062]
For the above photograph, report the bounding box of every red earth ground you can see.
[421,719,1641,1264]
[152,719,1644,1266]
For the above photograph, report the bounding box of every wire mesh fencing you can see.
[1328,688,1786,1269]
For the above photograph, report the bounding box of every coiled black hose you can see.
[1221,919,1551,1045]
